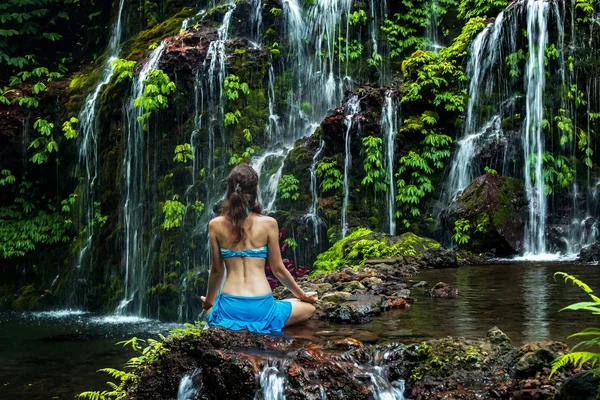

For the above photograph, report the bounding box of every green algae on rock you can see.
[313,228,441,275]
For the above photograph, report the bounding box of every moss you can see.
[11,284,50,310]
[312,228,440,275]
[124,7,195,59]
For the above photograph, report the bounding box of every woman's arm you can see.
[202,219,225,309]
[266,218,317,304]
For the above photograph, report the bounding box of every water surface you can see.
[2,261,599,399]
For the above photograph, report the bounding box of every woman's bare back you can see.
[209,213,276,297]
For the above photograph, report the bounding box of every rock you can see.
[578,241,600,263]
[383,296,409,309]
[556,371,600,400]
[328,338,365,349]
[339,280,366,292]
[320,291,352,304]
[327,294,386,323]
[487,326,512,346]
[313,228,443,273]
[360,277,384,287]
[391,289,411,298]
[412,281,428,288]
[421,248,460,268]
[516,341,569,378]
[441,173,528,256]
[426,282,459,298]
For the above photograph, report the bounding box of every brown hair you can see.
[222,163,262,243]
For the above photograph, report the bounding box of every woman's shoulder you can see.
[209,215,227,228]
[253,214,278,231]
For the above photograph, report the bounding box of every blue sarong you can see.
[207,293,292,334]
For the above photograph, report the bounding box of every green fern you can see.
[551,272,600,382]
[551,352,600,376]
[554,272,600,301]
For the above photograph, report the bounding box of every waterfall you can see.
[341,95,361,239]
[251,150,286,213]
[307,140,326,245]
[190,0,237,268]
[367,368,406,400]
[442,2,599,257]
[256,364,288,400]
[177,369,201,400]
[522,0,549,255]
[444,13,506,203]
[382,91,398,235]
[425,0,442,52]
[75,0,126,273]
[116,41,167,315]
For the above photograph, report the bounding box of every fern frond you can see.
[569,328,600,338]
[572,337,600,351]
[560,301,600,314]
[554,272,600,302]
[551,351,600,377]
[78,391,106,400]
[124,357,144,368]
[98,368,130,381]
[105,382,120,391]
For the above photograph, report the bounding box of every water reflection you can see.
[287,261,600,346]
[522,265,550,342]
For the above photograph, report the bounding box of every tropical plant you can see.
[528,153,575,195]
[0,179,72,258]
[161,195,185,230]
[316,159,343,192]
[133,69,176,131]
[173,143,194,163]
[278,174,300,201]
[452,218,471,245]
[111,58,136,84]
[550,272,600,386]
[361,136,387,192]
[224,74,250,101]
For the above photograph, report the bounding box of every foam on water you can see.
[30,310,89,318]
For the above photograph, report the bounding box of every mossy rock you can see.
[124,7,195,59]
[442,173,528,256]
[312,228,441,275]
[11,284,55,311]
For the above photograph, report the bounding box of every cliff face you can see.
[1,0,600,316]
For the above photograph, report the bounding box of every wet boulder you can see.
[578,241,600,263]
[442,173,528,257]
[425,282,459,298]
[326,294,388,323]
[515,341,569,378]
[557,371,600,400]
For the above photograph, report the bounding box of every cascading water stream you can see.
[341,95,361,238]
[522,0,549,255]
[381,91,398,235]
[116,41,167,316]
[256,363,288,400]
[251,150,286,213]
[307,139,326,245]
[425,0,442,52]
[75,0,126,273]
[444,14,506,203]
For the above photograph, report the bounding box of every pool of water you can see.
[1,261,599,399]
[288,261,600,345]
[0,311,180,400]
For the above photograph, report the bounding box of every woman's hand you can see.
[297,291,319,304]
[200,296,212,310]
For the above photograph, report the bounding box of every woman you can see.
[200,163,318,334]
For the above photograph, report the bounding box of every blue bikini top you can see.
[219,245,268,259]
